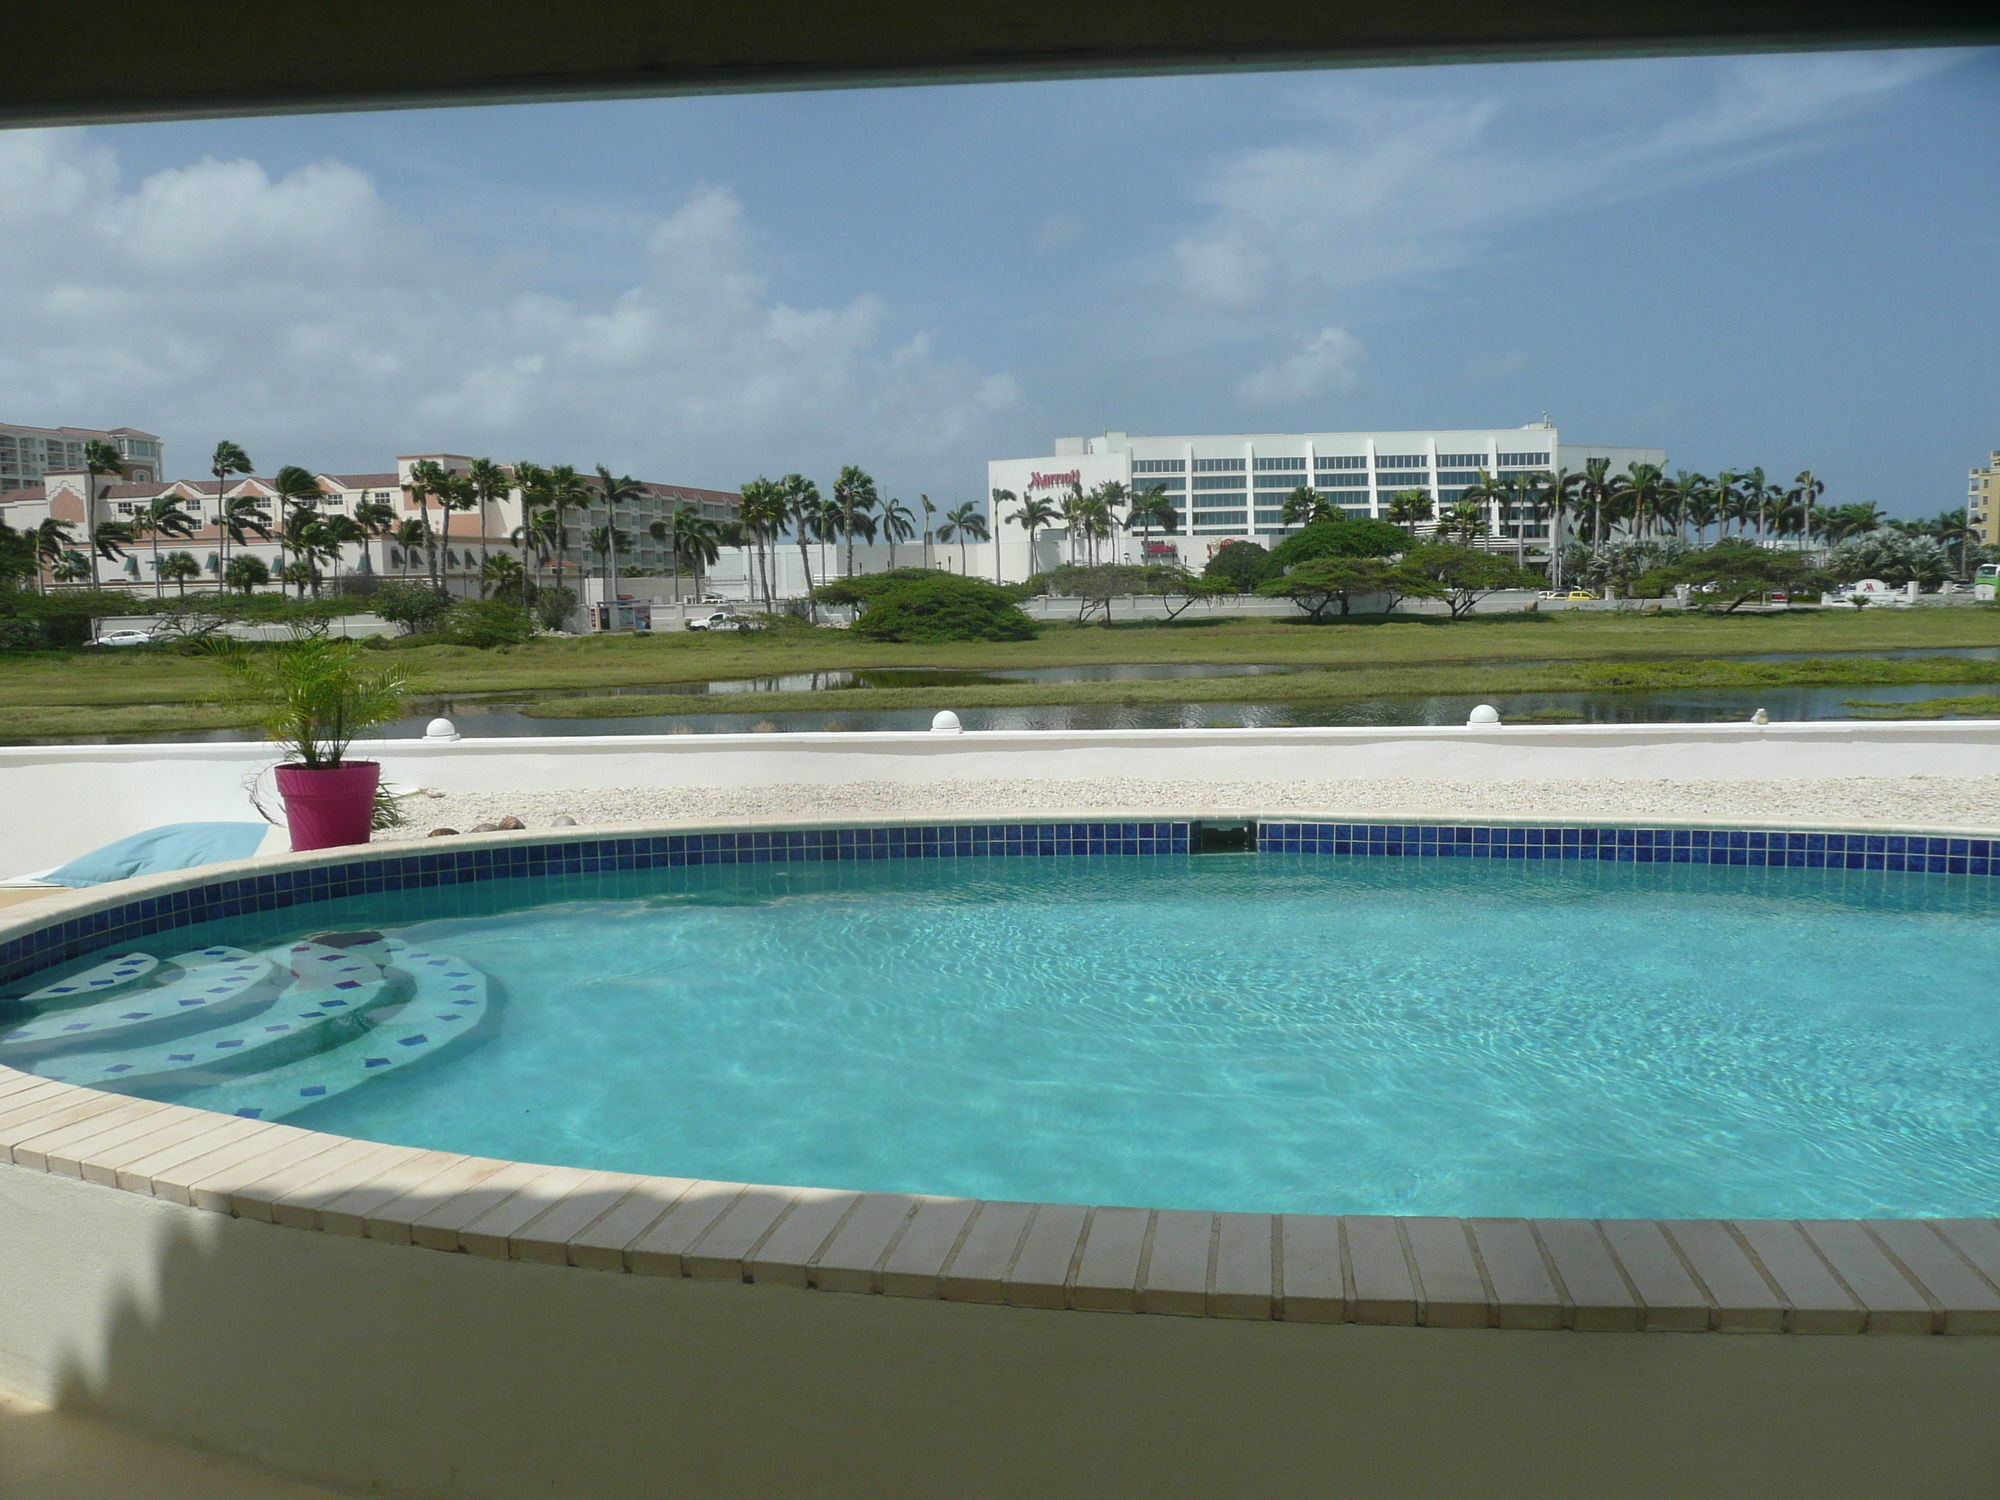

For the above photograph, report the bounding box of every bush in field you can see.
[370,581,451,636]
[849,574,1036,642]
[1823,532,1953,591]
[811,568,946,608]
[443,598,538,647]
[530,585,578,632]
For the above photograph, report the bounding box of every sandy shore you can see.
[382,775,2000,838]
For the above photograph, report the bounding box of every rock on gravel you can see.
[379,775,2000,839]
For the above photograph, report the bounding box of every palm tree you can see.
[132,493,197,597]
[920,495,937,570]
[86,518,134,589]
[30,518,75,592]
[586,525,630,610]
[1738,466,1773,546]
[1824,501,1885,542]
[938,500,990,574]
[509,462,552,590]
[222,554,270,594]
[671,512,722,598]
[1279,485,1334,529]
[1126,486,1179,556]
[209,440,254,561]
[777,473,823,612]
[1385,489,1434,535]
[80,438,127,592]
[480,551,525,602]
[270,465,324,590]
[401,459,448,589]
[1056,484,1087,565]
[315,513,365,589]
[1007,492,1059,575]
[833,465,880,579]
[1574,457,1615,560]
[1618,461,1668,546]
[1669,471,1712,545]
[435,472,479,594]
[1787,469,1826,553]
[220,492,274,577]
[736,477,788,609]
[878,497,917,569]
[158,550,202,595]
[593,467,646,610]
[466,457,509,576]
[1439,497,1487,545]
[52,550,92,586]
[544,465,592,595]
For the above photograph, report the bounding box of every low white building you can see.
[984,420,1666,580]
[0,454,739,597]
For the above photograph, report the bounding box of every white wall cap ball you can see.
[1466,704,1502,725]
[930,710,964,734]
[424,717,462,741]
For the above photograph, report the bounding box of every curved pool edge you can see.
[4,809,2000,1340]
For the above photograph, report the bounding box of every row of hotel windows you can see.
[1130,451,1552,476]
[1145,473,1544,495]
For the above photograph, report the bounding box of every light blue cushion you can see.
[41,823,271,888]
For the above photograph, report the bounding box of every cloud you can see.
[1159,50,1968,312]
[1236,326,1365,403]
[0,130,1019,493]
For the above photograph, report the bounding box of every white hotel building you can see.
[984,420,1666,578]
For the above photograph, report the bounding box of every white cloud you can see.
[0,130,1019,493]
[1236,326,1365,403]
[1160,51,1967,312]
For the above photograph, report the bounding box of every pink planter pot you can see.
[275,761,381,852]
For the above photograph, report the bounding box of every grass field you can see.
[3,606,1999,737]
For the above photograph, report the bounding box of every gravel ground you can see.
[383,775,2000,837]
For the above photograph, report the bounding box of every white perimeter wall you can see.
[4,1166,1998,1499]
[6,721,2000,871]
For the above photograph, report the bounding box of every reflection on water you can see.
[586,662,1306,696]
[33,679,1999,746]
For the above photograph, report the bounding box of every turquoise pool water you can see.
[10,853,2000,1219]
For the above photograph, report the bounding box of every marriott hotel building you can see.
[984,421,1665,577]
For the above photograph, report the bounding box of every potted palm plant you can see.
[218,636,413,851]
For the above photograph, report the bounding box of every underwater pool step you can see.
[0,947,274,1055]
[32,946,390,1090]
[185,943,490,1122]
[0,952,159,1006]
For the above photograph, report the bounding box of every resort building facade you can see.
[0,452,740,595]
[1970,450,1999,549]
[0,421,163,491]
[985,421,1667,578]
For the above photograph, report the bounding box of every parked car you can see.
[684,612,758,633]
[1560,590,1596,601]
[89,628,158,647]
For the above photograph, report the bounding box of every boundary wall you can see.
[6,718,2000,871]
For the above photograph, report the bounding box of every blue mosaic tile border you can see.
[0,822,1190,985]
[1258,822,1997,875]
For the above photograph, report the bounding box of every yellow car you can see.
[1561,590,1596,601]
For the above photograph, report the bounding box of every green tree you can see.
[850,573,1035,643]
[777,473,823,612]
[736,477,788,610]
[209,440,255,570]
[465,457,509,576]
[1126,486,1179,554]
[1400,543,1540,618]
[1257,557,1436,620]
[271,465,324,591]
[158,550,203,594]
[30,518,76,593]
[80,439,128,588]
[834,465,880,579]
[480,550,526,603]
[1640,541,1832,612]
[1278,485,1336,529]
[131,493,197,597]
[1265,517,1407,574]
[1202,539,1272,593]
[592,467,645,606]
[223,554,270,594]
[1384,489,1434,534]
[877,497,917,570]
[938,500,990,576]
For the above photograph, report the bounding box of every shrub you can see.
[530,585,578,632]
[850,574,1037,642]
[812,568,946,608]
[443,598,537,647]
[370,581,452,635]
[1823,532,1953,590]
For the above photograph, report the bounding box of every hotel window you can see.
[1376,454,1427,469]
[1374,472,1429,488]
[1437,453,1487,467]
[1254,510,1289,525]
[1317,474,1366,488]
[1132,459,1183,473]
[1497,452,1551,467]
[1191,458,1245,472]
[1255,488,1307,500]
[1138,476,1185,490]
[1192,510,1248,525]
[1252,457,1306,472]
[1316,455,1366,470]
[1192,475,1248,491]
[1438,471,1482,486]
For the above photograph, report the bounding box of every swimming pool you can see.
[6,817,1998,1222]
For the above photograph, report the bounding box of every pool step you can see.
[0,947,273,1055]
[0,952,159,1006]
[184,943,489,1121]
[33,946,391,1091]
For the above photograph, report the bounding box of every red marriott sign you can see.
[1027,469,1081,491]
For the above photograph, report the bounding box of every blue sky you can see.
[2,47,1994,517]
